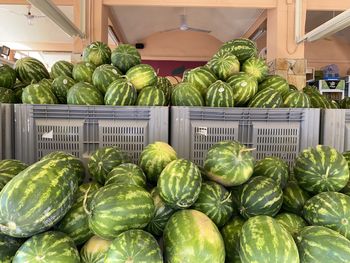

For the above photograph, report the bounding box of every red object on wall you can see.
[142,60,206,77]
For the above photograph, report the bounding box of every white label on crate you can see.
[42,130,54,139]
[197,127,207,136]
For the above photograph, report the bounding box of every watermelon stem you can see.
[221,191,232,204]
[83,184,92,216]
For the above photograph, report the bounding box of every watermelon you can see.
[51,76,76,104]
[15,57,50,84]
[220,217,245,263]
[111,44,141,74]
[0,64,16,89]
[0,87,16,103]
[139,141,177,184]
[239,215,299,263]
[0,159,28,191]
[0,234,24,263]
[38,78,53,90]
[104,78,137,106]
[164,210,225,263]
[22,83,58,104]
[88,146,131,184]
[87,184,154,239]
[259,75,290,95]
[296,226,350,262]
[207,49,240,81]
[248,87,283,108]
[186,66,217,96]
[283,90,311,108]
[125,64,157,91]
[330,100,340,109]
[192,181,233,227]
[219,38,258,62]
[13,81,26,102]
[341,151,350,195]
[253,156,289,188]
[158,159,202,209]
[340,97,350,109]
[303,86,333,108]
[182,68,191,81]
[72,62,96,83]
[67,82,104,105]
[12,231,80,263]
[105,230,163,263]
[275,212,307,237]
[204,140,254,187]
[146,187,175,236]
[80,235,111,263]
[92,64,122,94]
[105,163,146,188]
[83,41,111,66]
[290,84,298,90]
[205,80,235,107]
[227,72,258,106]
[50,60,74,79]
[157,76,173,104]
[283,181,310,215]
[136,86,167,106]
[294,145,349,193]
[241,57,268,83]
[171,82,204,106]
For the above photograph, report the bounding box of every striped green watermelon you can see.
[146,187,175,236]
[136,86,167,106]
[38,78,53,90]
[303,86,333,108]
[275,212,307,237]
[239,215,299,263]
[283,90,311,108]
[290,84,298,91]
[13,81,26,103]
[340,97,350,109]
[139,141,177,184]
[253,156,289,188]
[241,57,268,83]
[220,38,258,62]
[205,80,235,107]
[12,231,80,263]
[171,82,204,106]
[283,181,310,215]
[158,159,201,209]
[50,60,74,79]
[330,100,340,109]
[0,159,28,191]
[259,75,290,96]
[157,76,173,104]
[87,184,154,239]
[15,57,50,84]
[80,235,111,263]
[186,66,217,96]
[125,64,157,91]
[111,44,141,74]
[296,226,350,263]
[227,72,258,106]
[72,62,96,83]
[341,151,350,195]
[83,41,111,66]
[22,83,58,104]
[220,217,245,263]
[182,68,191,81]
[0,234,24,263]
[248,87,283,108]
[0,64,16,89]
[67,82,104,105]
[208,49,240,81]
[192,181,233,227]
[92,64,122,94]
[105,230,163,263]
[204,140,254,187]
[238,176,283,219]
[88,146,131,184]
[164,209,225,263]
[51,76,76,104]
[104,78,137,106]
[294,145,349,193]
[0,87,16,103]
[105,163,146,188]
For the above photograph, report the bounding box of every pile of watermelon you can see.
[1,141,350,262]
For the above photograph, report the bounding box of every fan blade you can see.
[187,27,211,33]
[161,28,180,32]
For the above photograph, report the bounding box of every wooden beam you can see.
[91,0,108,43]
[73,0,84,53]
[107,7,127,43]
[307,0,350,11]
[1,41,73,51]
[0,0,73,5]
[242,10,267,39]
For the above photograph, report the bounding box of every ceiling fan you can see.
[164,9,211,33]
[0,5,45,25]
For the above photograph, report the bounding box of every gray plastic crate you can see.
[15,104,169,164]
[0,104,14,160]
[171,107,320,167]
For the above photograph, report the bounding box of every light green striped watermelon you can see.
[0,87,16,103]
[283,90,311,108]
[87,184,154,240]
[283,181,310,215]
[88,146,131,184]
[192,181,233,227]
[290,84,298,91]
[275,212,307,237]
[340,97,350,109]
[111,44,141,74]
[248,87,283,108]
[51,76,76,104]
[15,57,50,84]
[239,215,299,263]
[0,64,16,89]
[105,229,163,263]
[241,57,268,83]
[296,226,350,263]
[158,159,202,209]
[22,83,58,104]
[253,156,289,188]
[67,82,104,105]
[259,75,290,96]
[330,99,340,109]
[303,86,334,109]
[182,68,191,81]
[205,80,235,107]
[38,78,53,90]
[294,145,349,193]
[13,81,26,103]
[139,141,177,184]
[204,140,254,187]
[164,209,225,263]
[125,64,157,91]
[219,38,258,62]
[0,234,24,263]
[83,41,111,66]
[50,60,74,79]
[72,62,96,83]
[136,86,167,106]
[186,66,217,96]
[171,82,204,106]
[104,78,137,106]
[105,163,146,188]
[157,76,173,104]
[341,151,350,195]
[80,235,111,263]
[92,64,122,94]
[227,72,258,106]
[12,231,80,263]
[208,49,240,81]
[0,159,28,191]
